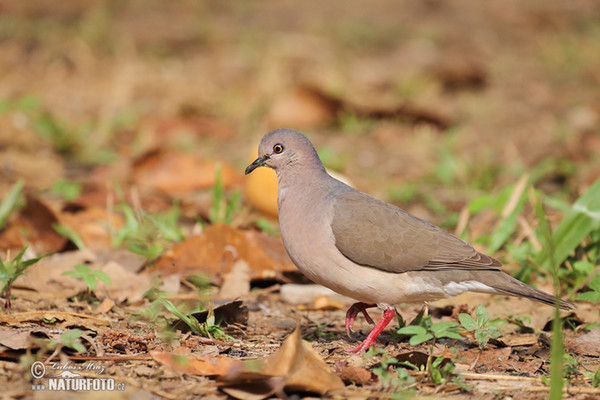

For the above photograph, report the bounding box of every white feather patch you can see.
[443,280,495,297]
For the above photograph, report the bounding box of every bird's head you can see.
[245,129,324,175]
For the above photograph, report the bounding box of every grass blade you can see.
[0,180,24,229]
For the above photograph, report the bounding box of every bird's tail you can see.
[487,272,575,310]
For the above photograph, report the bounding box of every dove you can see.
[245,128,574,353]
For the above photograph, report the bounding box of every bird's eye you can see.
[273,144,284,154]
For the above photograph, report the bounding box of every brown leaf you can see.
[0,194,66,253]
[497,334,539,347]
[267,86,341,129]
[0,311,110,328]
[155,224,295,281]
[131,149,242,194]
[152,349,242,377]
[57,207,123,251]
[260,326,345,394]
[220,327,344,399]
[93,261,153,303]
[297,295,345,311]
[566,329,600,357]
[334,361,373,385]
[218,259,251,299]
[0,325,63,350]
[14,249,95,298]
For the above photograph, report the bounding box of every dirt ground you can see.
[0,1,599,399]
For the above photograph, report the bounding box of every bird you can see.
[245,128,574,353]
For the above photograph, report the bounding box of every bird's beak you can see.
[245,155,269,175]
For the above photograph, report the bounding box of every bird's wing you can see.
[331,191,501,273]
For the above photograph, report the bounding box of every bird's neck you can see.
[275,164,332,211]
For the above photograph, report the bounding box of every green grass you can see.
[0,180,25,230]
[0,246,51,310]
[209,165,242,225]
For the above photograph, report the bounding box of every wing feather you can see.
[331,191,501,273]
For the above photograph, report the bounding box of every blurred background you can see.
[0,0,599,247]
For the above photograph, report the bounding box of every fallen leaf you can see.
[0,194,66,253]
[218,259,251,299]
[0,325,63,350]
[267,86,341,129]
[152,350,241,377]
[260,326,345,393]
[298,295,345,311]
[497,334,539,347]
[57,207,123,251]
[566,329,600,357]
[14,249,95,298]
[93,260,153,303]
[96,297,115,313]
[334,361,373,385]
[0,311,110,328]
[221,326,344,398]
[280,283,353,305]
[155,224,295,281]
[244,163,278,217]
[131,149,242,194]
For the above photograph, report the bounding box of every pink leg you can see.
[348,307,396,354]
[345,302,376,337]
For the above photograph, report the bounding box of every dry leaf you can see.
[260,326,344,393]
[567,329,600,357]
[218,259,251,299]
[0,325,63,350]
[244,163,278,217]
[152,350,242,377]
[267,86,341,129]
[131,149,242,194]
[0,311,110,328]
[334,361,373,385]
[57,207,123,251]
[93,260,152,303]
[298,295,345,311]
[0,194,66,253]
[155,224,295,281]
[221,326,344,399]
[14,249,96,298]
[498,334,539,347]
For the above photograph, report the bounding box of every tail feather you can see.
[490,272,575,310]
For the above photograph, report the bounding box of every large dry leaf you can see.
[14,249,95,298]
[0,194,66,253]
[57,206,123,251]
[0,325,63,350]
[0,311,110,328]
[14,249,151,303]
[155,224,295,281]
[93,260,153,303]
[567,329,600,357]
[260,326,344,393]
[217,259,251,299]
[267,86,341,129]
[131,149,242,194]
[221,327,344,399]
[152,349,242,377]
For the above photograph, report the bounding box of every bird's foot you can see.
[345,302,376,337]
[347,308,396,354]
